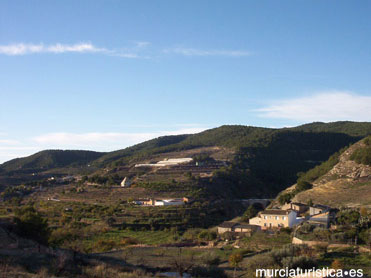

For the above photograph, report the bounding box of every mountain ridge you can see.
[1,121,371,199]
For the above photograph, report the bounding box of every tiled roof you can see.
[312,204,330,210]
[218,221,237,228]
[260,209,290,215]
[291,202,307,207]
[234,224,259,229]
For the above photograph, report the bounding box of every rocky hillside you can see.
[291,137,371,208]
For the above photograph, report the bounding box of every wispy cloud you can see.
[32,128,206,149]
[0,42,106,55]
[134,41,151,48]
[0,127,207,163]
[256,91,371,122]
[0,42,252,59]
[164,47,252,57]
[0,139,20,145]
[0,42,141,58]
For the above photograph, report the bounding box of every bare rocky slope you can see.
[291,138,371,208]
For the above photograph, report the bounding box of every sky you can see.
[0,1,371,163]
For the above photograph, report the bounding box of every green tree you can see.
[278,193,294,205]
[229,252,243,278]
[295,181,313,193]
[242,204,261,221]
[14,206,50,245]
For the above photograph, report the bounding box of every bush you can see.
[295,181,313,193]
[93,239,117,252]
[14,206,50,245]
[336,209,360,225]
[201,253,221,266]
[121,237,139,246]
[279,227,293,234]
[350,146,371,166]
[191,266,227,278]
[182,228,203,240]
[278,193,294,205]
[198,230,217,241]
[242,204,263,221]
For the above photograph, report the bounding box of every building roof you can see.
[311,204,330,210]
[260,209,291,215]
[234,224,259,229]
[218,221,237,228]
[291,202,308,207]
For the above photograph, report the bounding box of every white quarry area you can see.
[135,157,193,168]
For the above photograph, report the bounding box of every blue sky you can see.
[0,1,371,163]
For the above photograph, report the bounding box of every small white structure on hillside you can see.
[135,158,193,167]
[121,177,131,187]
[155,198,185,206]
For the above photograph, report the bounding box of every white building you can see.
[135,158,193,167]
[154,198,185,206]
[121,177,131,187]
[249,209,300,229]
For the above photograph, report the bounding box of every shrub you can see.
[198,230,217,241]
[279,227,293,234]
[93,239,117,252]
[350,146,371,166]
[182,228,203,240]
[14,206,50,245]
[331,259,344,270]
[287,256,317,269]
[242,204,261,221]
[191,266,227,278]
[201,253,221,266]
[336,209,360,225]
[278,193,294,205]
[295,181,313,193]
[121,237,139,246]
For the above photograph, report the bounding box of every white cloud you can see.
[0,42,251,59]
[0,139,20,145]
[0,42,142,58]
[31,127,207,150]
[256,91,371,122]
[0,127,207,163]
[0,42,106,55]
[134,41,151,48]
[164,47,252,57]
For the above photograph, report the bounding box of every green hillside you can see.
[1,150,106,172]
[94,121,371,168]
[88,121,371,199]
[1,121,371,199]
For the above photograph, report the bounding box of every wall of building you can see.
[261,214,290,228]
[217,227,232,234]
[288,211,297,227]
[249,217,261,226]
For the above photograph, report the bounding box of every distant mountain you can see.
[1,121,371,198]
[275,136,371,208]
[1,150,106,172]
[93,121,371,168]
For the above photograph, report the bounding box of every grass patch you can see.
[83,229,176,252]
[242,231,292,250]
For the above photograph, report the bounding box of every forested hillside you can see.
[1,121,371,199]
[1,150,105,172]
